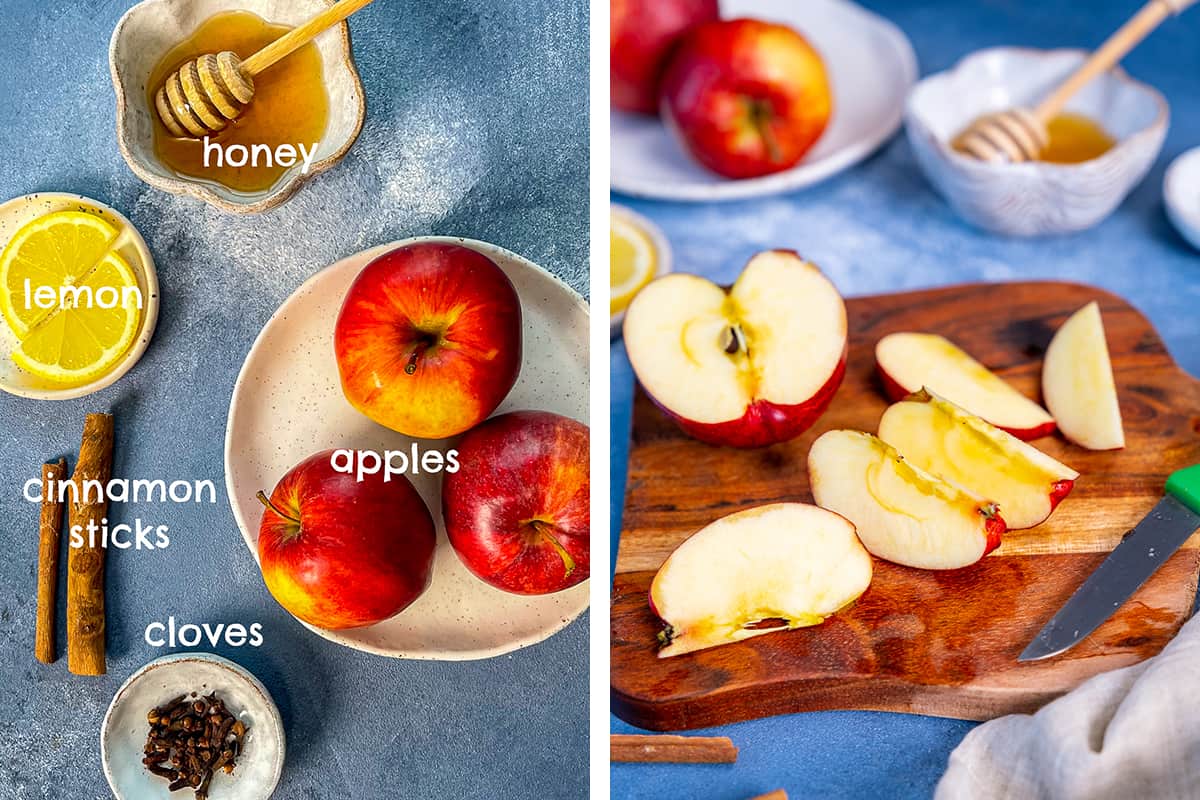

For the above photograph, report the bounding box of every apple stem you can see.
[747,99,782,164]
[529,519,576,579]
[256,490,301,525]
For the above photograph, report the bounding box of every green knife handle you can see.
[1166,464,1200,515]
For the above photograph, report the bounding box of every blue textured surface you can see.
[610,1,1200,798]
[0,2,588,799]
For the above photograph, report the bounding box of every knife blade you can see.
[1019,463,1200,662]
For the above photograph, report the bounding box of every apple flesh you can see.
[649,503,872,658]
[1042,302,1125,450]
[610,0,719,114]
[659,18,833,179]
[878,390,1077,530]
[809,430,1006,569]
[623,250,847,448]
[257,450,437,630]
[442,411,590,595]
[876,332,1055,440]
[334,243,522,440]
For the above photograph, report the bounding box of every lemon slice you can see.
[12,252,142,385]
[0,211,120,337]
[611,212,657,316]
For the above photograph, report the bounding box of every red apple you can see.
[623,250,847,448]
[611,0,719,114]
[257,450,437,630]
[334,243,522,440]
[659,18,833,179]
[442,411,589,595]
[809,430,1006,570]
[875,332,1056,440]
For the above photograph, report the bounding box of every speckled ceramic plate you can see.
[101,652,284,800]
[0,193,159,400]
[225,237,590,660]
[610,0,917,201]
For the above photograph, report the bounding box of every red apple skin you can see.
[334,243,522,440]
[659,19,833,179]
[1049,479,1075,512]
[981,507,1005,557]
[443,411,590,595]
[654,346,847,448]
[611,0,719,114]
[257,450,436,630]
[876,366,1058,442]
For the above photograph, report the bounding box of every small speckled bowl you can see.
[110,0,366,214]
[906,48,1168,236]
[1165,146,1200,251]
[102,652,284,800]
[0,193,159,400]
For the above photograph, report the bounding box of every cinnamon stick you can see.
[610,734,738,763]
[67,413,113,676]
[35,458,66,664]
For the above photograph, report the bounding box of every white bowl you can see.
[101,652,285,800]
[906,48,1168,236]
[224,237,590,660]
[110,0,366,214]
[0,193,159,400]
[1165,146,1200,251]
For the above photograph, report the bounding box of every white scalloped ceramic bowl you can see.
[906,48,1167,236]
[110,0,365,213]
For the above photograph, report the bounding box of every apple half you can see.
[878,390,1078,530]
[876,332,1055,440]
[1042,302,1125,450]
[623,250,847,448]
[809,430,1006,569]
[649,503,872,657]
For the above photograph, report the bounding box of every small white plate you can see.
[610,0,917,201]
[1165,146,1200,252]
[0,193,159,400]
[610,204,672,338]
[101,652,284,800]
[225,237,590,660]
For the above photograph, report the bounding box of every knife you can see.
[1019,463,1200,662]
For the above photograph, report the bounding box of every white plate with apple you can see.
[610,0,917,201]
[225,237,590,661]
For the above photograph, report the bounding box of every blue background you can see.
[610,1,1200,798]
[0,1,589,798]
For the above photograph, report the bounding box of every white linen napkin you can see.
[936,611,1200,800]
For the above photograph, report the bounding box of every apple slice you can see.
[649,503,871,658]
[1042,302,1125,450]
[878,390,1078,529]
[876,332,1055,440]
[808,430,1005,569]
[623,250,847,448]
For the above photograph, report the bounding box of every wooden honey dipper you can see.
[154,0,376,139]
[953,0,1194,163]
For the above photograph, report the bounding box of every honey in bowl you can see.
[148,11,329,193]
[1039,113,1116,164]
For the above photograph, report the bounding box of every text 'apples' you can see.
[623,250,847,448]
[257,450,437,630]
[876,332,1055,440]
[1042,301,1125,450]
[878,390,1077,530]
[443,411,590,595]
[610,0,719,114]
[809,430,1006,569]
[335,242,522,440]
[659,18,832,179]
[650,503,872,658]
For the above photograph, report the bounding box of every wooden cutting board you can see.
[611,281,1200,732]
